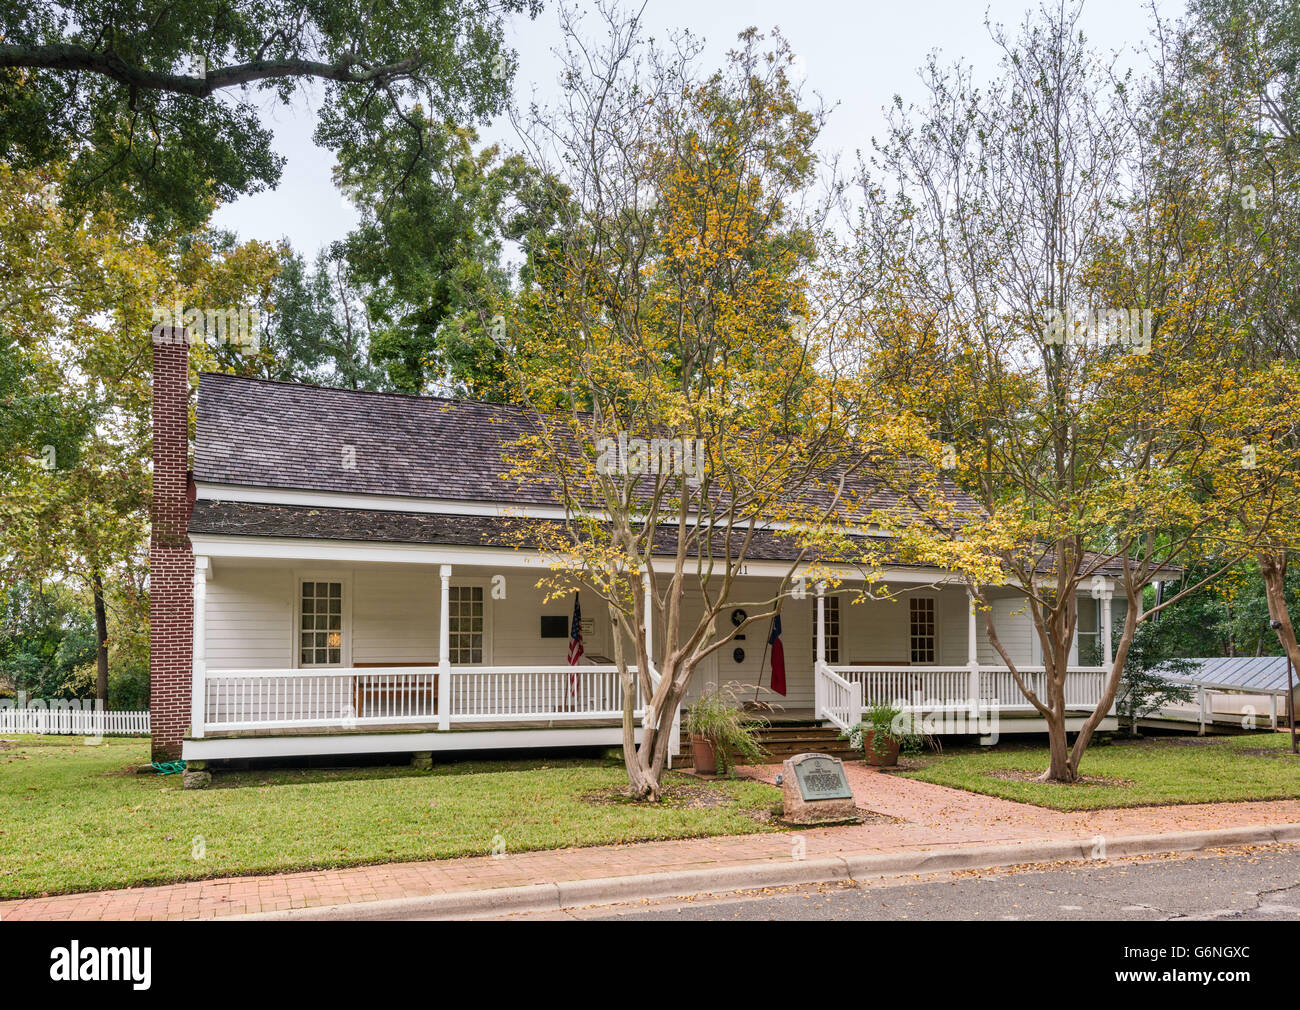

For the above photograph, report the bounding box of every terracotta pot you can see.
[863,731,900,767]
[690,734,719,775]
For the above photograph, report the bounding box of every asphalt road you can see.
[522,843,1300,921]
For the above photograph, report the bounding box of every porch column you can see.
[438,564,452,731]
[967,590,980,716]
[191,557,209,738]
[1101,589,1113,668]
[642,572,654,669]
[814,582,826,719]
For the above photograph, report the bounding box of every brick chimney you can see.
[150,327,194,760]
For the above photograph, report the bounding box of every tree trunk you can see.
[92,570,109,708]
[1259,551,1300,730]
[1041,721,1076,782]
[1260,552,1300,669]
[1039,646,1078,782]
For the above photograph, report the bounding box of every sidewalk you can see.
[4,762,1300,921]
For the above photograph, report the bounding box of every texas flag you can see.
[767,613,786,696]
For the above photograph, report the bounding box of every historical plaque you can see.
[780,752,858,823]
[791,753,852,801]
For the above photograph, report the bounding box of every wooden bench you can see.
[352,662,438,719]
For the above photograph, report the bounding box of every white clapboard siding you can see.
[978,593,1036,666]
[205,567,294,669]
[352,565,438,664]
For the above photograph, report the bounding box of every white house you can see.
[148,337,1118,764]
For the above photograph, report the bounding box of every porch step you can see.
[676,725,858,768]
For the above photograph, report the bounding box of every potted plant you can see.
[842,704,927,767]
[685,684,769,775]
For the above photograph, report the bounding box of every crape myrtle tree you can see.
[495,7,925,800]
[0,0,541,231]
[848,1,1298,782]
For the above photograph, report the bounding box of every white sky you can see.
[211,0,1186,255]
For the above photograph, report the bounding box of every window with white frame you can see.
[300,580,343,666]
[1076,595,1101,666]
[448,585,485,664]
[909,597,936,664]
[812,595,840,664]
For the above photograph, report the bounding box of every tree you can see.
[1164,0,1300,687]
[849,1,1298,782]
[0,580,96,700]
[0,163,279,708]
[1115,623,1197,735]
[497,10,920,799]
[336,119,538,394]
[1,0,540,230]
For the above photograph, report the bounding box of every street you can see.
[493,843,1300,921]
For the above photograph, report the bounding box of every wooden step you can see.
[675,726,860,768]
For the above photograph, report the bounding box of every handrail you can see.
[815,661,862,732]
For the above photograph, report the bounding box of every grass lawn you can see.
[899,732,1300,810]
[0,735,779,899]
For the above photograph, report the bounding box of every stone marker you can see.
[781,752,857,823]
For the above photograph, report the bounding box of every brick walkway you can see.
[4,762,1299,921]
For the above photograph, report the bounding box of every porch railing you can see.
[448,665,643,723]
[827,664,1110,715]
[202,664,647,734]
[814,662,863,732]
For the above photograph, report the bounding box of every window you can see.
[449,585,485,664]
[1076,595,1102,666]
[300,580,343,666]
[909,597,936,664]
[812,595,840,664]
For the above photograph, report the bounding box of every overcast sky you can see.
[211,0,1186,256]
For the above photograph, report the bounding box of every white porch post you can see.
[1101,589,1113,668]
[642,573,654,668]
[814,582,826,719]
[1271,693,1279,730]
[967,590,980,717]
[191,556,209,738]
[438,564,452,730]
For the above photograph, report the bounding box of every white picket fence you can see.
[0,707,151,736]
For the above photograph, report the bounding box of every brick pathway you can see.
[4,762,1299,921]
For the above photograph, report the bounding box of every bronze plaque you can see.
[791,753,853,801]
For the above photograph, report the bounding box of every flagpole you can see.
[754,617,772,706]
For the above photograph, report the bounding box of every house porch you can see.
[183,542,1117,762]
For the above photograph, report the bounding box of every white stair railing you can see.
[815,662,862,732]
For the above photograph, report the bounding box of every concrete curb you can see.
[230,823,1300,921]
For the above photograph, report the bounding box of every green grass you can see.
[0,736,779,899]
[900,732,1300,810]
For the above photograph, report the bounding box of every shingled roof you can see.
[189,375,1164,578]
[193,372,974,516]
[195,372,553,505]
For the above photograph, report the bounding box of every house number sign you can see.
[790,754,853,801]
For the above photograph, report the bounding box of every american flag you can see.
[567,594,584,699]
[568,593,584,664]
